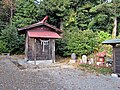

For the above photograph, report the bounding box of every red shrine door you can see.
[36,38,52,60]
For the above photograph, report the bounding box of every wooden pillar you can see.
[51,39,55,63]
[112,44,116,73]
[25,34,28,60]
[32,38,36,65]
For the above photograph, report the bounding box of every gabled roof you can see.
[18,22,63,33]
[18,16,63,34]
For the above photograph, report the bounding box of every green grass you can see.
[79,64,112,75]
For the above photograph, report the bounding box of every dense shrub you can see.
[56,30,98,56]
[0,25,24,54]
[56,30,112,57]
[97,31,111,43]
[55,38,68,56]
[96,31,111,52]
[0,40,8,53]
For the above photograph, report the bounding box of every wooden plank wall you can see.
[115,47,120,73]
[27,38,54,61]
[28,37,34,60]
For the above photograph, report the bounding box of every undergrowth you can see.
[79,64,112,75]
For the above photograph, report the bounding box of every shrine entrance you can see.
[36,38,52,60]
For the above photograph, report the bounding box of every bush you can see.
[0,25,24,54]
[97,31,111,44]
[56,30,98,56]
[96,31,111,52]
[55,38,68,56]
[0,40,8,53]
[56,30,113,57]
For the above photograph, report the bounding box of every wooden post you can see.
[49,39,51,60]
[51,39,55,63]
[31,38,36,65]
[112,44,116,73]
[34,38,36,65]
[25,34,28,60]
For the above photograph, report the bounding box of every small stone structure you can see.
[71,53,76,60]
[2,53,10,56]
[70,53,76,63]
[88,58,94,64]
[81,55,87,64]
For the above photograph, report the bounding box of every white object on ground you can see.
[82,55,87,64]
[111,73,118,78]
[89,58,94,64]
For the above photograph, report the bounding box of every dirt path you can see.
[0,57,63,90]
[0,56,120,90]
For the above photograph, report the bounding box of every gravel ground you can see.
[0,56,120,90]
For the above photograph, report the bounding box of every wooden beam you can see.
[113,44,116,73]
[32,38,36,65]
[34,38,36,65]
[51,39,55,63]
[25,33,28,60]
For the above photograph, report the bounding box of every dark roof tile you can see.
[102,39,120,44]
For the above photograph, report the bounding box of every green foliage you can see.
[13,0,40,28]
[89,3,113,32]
[0,25,24,54]
[89,1,120,33]
[97,31,111,43]
[42,0,70,17]
[39,0,71,28]
[96,31,111,52]
[0,40,8,53]
[56,30,112,57]
[55,38,67,57]
[56,30,98,56]
[0,0,119,56]
[13,0,120,34]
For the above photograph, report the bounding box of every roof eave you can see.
[102,39,120,45]
[18,22,63,33]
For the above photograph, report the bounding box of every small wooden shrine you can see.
[18,16,62,63]
[102,39,120,74]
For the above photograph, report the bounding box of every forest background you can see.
[0,0,120,57]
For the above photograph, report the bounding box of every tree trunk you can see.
[10,0,13,25]
[112,17,117,39]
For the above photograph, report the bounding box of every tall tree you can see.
[39,0,71,29]
[89,0,120,37]
[89,3,112,32]
[2,0,16,24]
[0,0,9,30]
[13,0,40,28]
[112,0,120,39]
